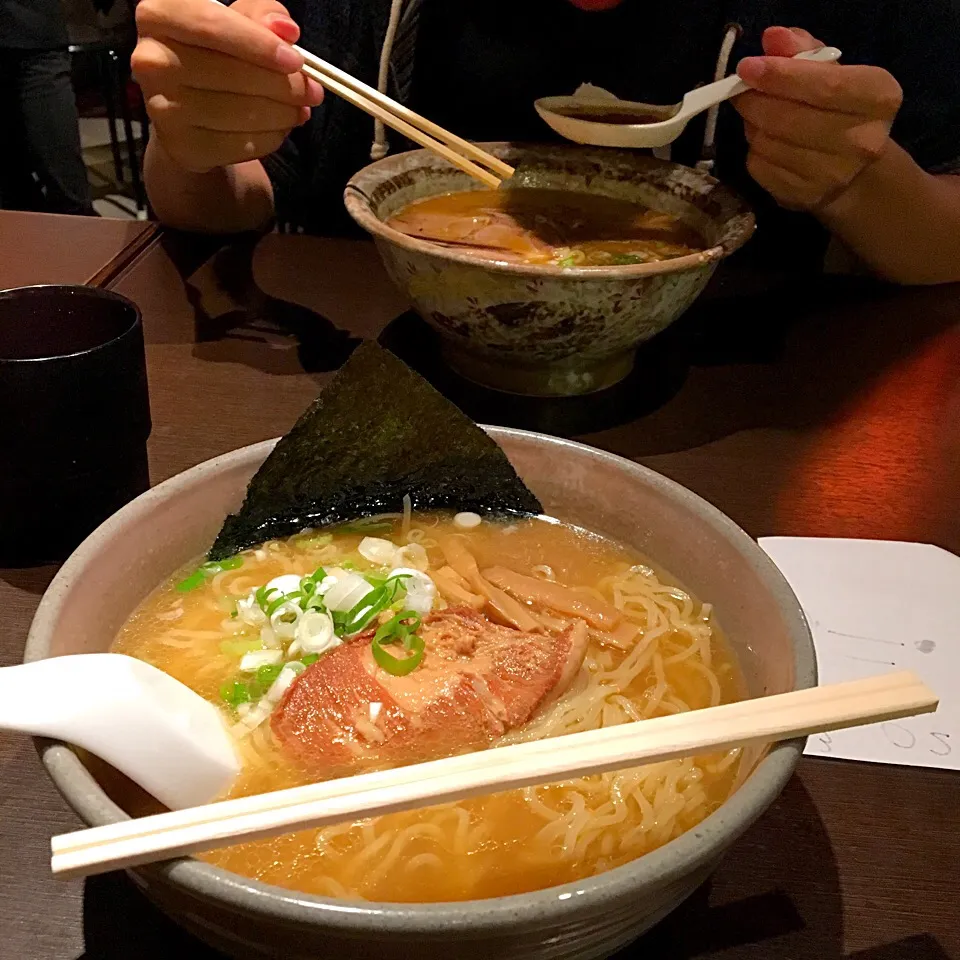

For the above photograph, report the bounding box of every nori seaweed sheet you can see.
[208,342,542,560]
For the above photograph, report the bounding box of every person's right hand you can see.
[132,0,324,173]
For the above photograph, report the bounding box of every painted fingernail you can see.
[275,43,303,73]
[266,14,299,41]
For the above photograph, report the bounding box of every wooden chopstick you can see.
[50,671,937,879]
[292,49,515,183]
[298,63,504,189]
[206,0,511,187]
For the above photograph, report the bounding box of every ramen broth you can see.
[386,188,705,267]
[552,106,669,124]
[110,514,745,903]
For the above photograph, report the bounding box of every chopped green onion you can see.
[340,560,358,571]
[335,573,411,635]
[176,569,206,593]
[243,661,285,700]
[295,568,328,611]
[267,591,300,617]
[557,255,577,268]
[373,633,424,676]
[302,593,327,613]
[255,584,280,612]
[302,566,327,586]
[301,653,320,666]
[256,663,284,688]
[219,681,251,707]
[372,611,425,676]
[178,555,245,591]
[219,638,262,657]
[609,253,645,265]
[373,610,422,645]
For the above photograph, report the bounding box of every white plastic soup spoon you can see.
[536,46,842,149]
[0,654,239,809]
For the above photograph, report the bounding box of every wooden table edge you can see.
[88,222,163,290]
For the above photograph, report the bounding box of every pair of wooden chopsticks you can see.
[297,53,513,188]
[50,671,936,880]
[208,0,513,188]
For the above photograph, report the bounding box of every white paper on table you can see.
[758,537,960,771]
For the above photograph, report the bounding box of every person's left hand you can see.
[734,26,903,211]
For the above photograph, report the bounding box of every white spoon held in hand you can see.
[0,654,239,809]
[536,46,842,149]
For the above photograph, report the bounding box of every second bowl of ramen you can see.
[345,144,755,396]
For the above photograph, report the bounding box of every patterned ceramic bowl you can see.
[345,144,755,396]
[26,428,812,960]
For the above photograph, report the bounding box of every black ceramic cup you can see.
[0,285,151,566]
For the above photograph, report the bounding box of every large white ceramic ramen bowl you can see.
[25,427,814,960]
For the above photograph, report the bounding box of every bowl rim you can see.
[26,426,814,934]
[344,142,756,280]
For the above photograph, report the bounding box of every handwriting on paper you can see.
[758,538,959,772]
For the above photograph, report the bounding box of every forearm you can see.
[144,139,276,234]
[818,141,960,285]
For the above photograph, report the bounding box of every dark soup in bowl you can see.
[386,187,705,267]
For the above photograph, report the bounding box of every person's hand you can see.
[733,26,903,212]
[132,0,324,173]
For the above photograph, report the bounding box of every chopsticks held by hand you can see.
[297,62,513,189]
[210,0,513,188]
[50,671,937,880]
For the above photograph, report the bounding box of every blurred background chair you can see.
[67,0,151,218]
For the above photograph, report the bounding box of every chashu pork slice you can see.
[271,606,588,773]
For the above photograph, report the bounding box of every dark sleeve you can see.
[255,0,384,235]
[261,128,310,231]
[885,0,960,173]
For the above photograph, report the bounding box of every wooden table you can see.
[0,210,157,290]
[1,232,958,960]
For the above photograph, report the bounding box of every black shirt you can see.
[0,0,69,49]
[268,0,960,269]
[412,0,728,143]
